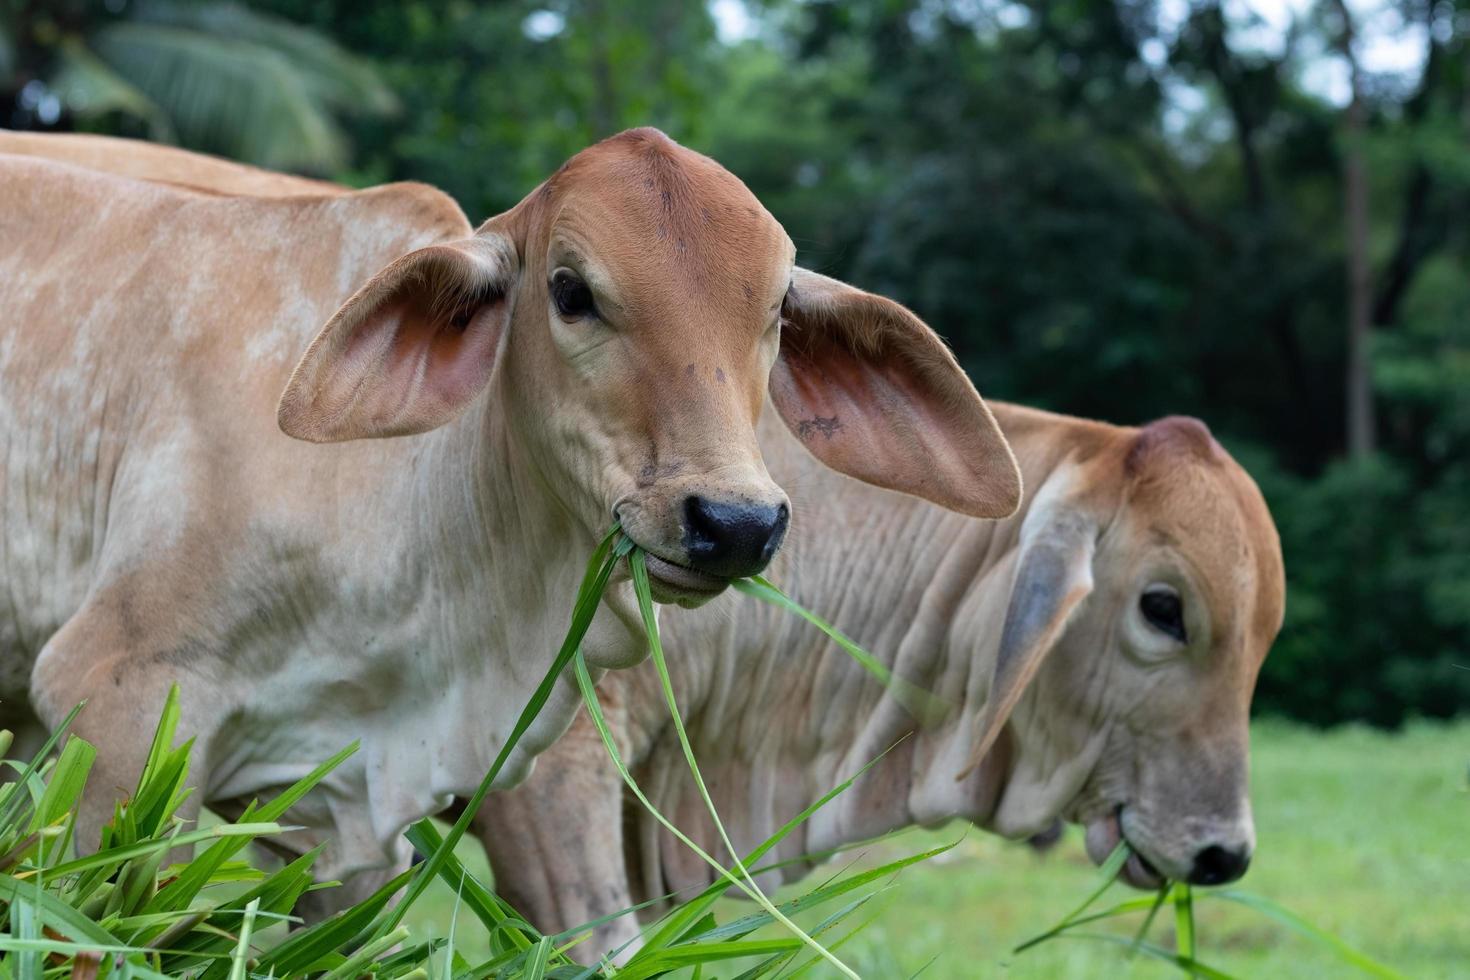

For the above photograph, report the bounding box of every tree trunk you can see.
[1334,0,1375,458]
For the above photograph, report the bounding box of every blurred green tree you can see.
[1,0,395,171]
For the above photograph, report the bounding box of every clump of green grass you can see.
[0,525,934,977]
[0,525,1411,979]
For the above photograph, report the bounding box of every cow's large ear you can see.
[278,233,518,442]
[957,501,1096,780]
[771,268,1021,518]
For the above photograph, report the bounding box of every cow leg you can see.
[29,595,212,852]
[477,712,640,967]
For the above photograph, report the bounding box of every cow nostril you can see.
[1187,844,1251,886]
[759,503,790,564]
[682,496,788,578]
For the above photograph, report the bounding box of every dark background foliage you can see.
[5,0,1467,726]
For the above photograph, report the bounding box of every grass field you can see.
[406,719,1469,978]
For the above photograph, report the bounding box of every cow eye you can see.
[1140,588,1187,643]
[550,270,596,320]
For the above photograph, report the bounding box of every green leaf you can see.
[1211,890,1409,979]
[373,524,625,941]
[1013,840,1130,953]
[734,576,950,725]
[629,552,856,980]
[1174,882,1195,960]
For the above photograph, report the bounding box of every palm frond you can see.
[130,0,399,116]
[50,39,174,142]
[89,21,348,171]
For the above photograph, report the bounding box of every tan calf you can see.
[471,403,1285,960]
[0,130,1019,904]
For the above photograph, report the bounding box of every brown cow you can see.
[469,403,1285,962]
[0,130,1019,907]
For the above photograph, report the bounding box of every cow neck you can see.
[626,410,1102,895]
[277,369,643,884]
[621,431,1003,896]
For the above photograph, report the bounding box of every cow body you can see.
[0,131,1020,908]
[0,156,606,882]
[473,402,1285,958]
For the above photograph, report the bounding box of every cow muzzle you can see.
[615,477,791,607]
[1085,806,1254,889]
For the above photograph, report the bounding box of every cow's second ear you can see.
[771,268,1021,518]
[278,233,518,443]
[957,505,1096,781]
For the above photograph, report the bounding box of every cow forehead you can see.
[542,130,794,318]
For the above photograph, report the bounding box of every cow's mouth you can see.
[641,553,731,607]
[1085,808,1166,890]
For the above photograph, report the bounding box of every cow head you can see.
[947,416,1284,888]
[278,128,1019,607]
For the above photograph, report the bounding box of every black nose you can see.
[682,496,789,579]
[1187,844,1251,886]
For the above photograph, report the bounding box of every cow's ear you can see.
[278,233,518,443]
[957,504,1096,781]
[771,268,1021,518]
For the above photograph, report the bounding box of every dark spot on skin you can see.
[661,189,672,211]
[796,416,843,440]
[644,177,655,189]
[637,458,685,488]
[676,238,687,256]
[715,368,726,383]
[701,207,712,224]
[742,283,754,300]
[684,363,696,379]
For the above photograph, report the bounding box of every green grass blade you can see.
[29,736,95,837]
[148,740,357,917]
[373,525,625,940]
[1174,882,1195,960]
[1211,890,1409,979]
[402,821,537,954]
[1130,885,1171,956]
[1051,932,1239,979]
[0,702,85,832]
[0,874,123,946]
[253,865,416,976]
[38,823,284,879]
[1013,841,1130,953]
[734,577,950,725]
[639,739,908,955]
[226,897,259,980]
[630,552,857,980]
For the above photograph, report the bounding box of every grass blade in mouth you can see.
[733,576,950,726]
[1013,840,1131,954]
[1174,882,1195,960]
[572,651,857,980]
[1130,884,1171,956]
[628,550,859,980]
[373,523,626,942]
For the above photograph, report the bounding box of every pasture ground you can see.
[408,719,1469,978]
